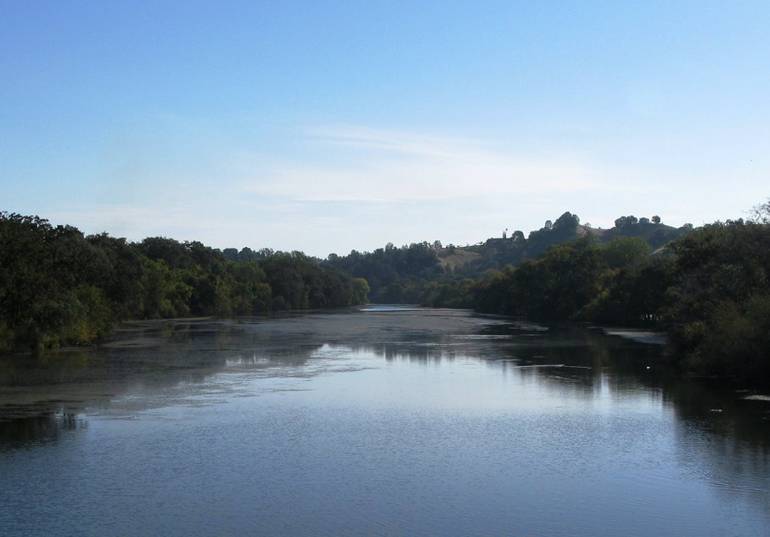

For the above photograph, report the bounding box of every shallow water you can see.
[1,308,769,536]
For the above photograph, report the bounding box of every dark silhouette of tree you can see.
[751,198,770,224]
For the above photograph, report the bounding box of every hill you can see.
[326,211,693,302]
[441,212,690,274]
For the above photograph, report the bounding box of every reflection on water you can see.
[1,309,769,536]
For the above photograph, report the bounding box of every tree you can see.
[0,212,369,352]
[351,278,370,304]
[553,212,579,229]
[665,220,770,383]
[614,215,639,228]
[652,215,661,224]
[324,241,442,303]
[601,237,652,269]
[750,198,770,224]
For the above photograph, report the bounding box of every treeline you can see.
[0,213,369,352]
[326,242,442,303]
[467,236,663,322]
[323,211,690,302]
[425,208,770,385]
[458,211,689,274]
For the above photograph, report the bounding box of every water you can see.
[1,308,769,536]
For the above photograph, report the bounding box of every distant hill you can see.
[440,212,691,275]
[326,211,693,302]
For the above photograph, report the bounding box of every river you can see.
[1,308,769,536]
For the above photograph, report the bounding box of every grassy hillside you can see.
[325,211,693,302]
[438,212,690,275]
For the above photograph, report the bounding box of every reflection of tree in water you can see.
[349,341,461,362]
[0,412,86,448]
[0,318,324,447]
[346,321,770,509]
[666,380,770,513]
[500,325,770,513]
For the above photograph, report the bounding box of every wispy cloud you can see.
[39,124,684,256]
[243,125,606,203]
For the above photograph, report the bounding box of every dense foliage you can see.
[326,242,442,303]
[0,213,368,352]
[468,237,670,322]
[431,213,770,385]
[664,220,770,383]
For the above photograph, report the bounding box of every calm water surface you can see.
[1,308,769,536]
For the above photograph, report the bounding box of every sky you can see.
[1,1,769,257]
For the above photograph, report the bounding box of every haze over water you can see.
[1,308,769,536]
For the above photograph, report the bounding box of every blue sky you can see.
[2,1,769,256]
